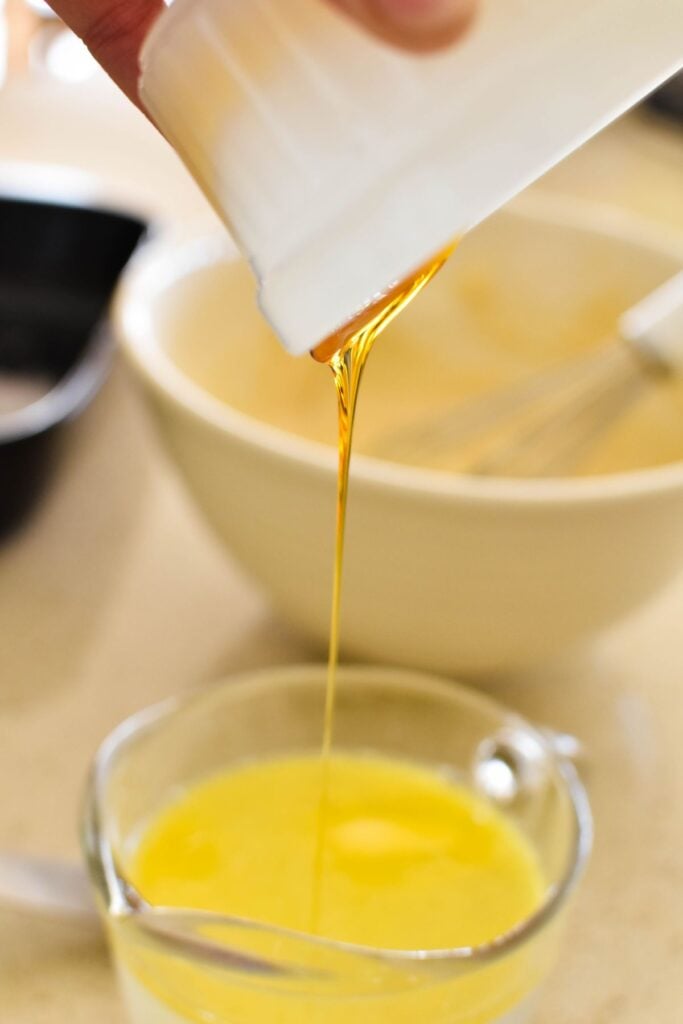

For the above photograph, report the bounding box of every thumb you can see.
[329,0,477,51]
[46,0,163,106]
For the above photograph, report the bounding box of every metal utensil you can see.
[0,851,98,922]
[374,272,683,478]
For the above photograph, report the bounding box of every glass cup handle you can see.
[472,725,586,805]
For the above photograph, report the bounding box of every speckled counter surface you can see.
[0,76,682,1024]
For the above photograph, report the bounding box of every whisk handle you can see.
[620,270,683,372]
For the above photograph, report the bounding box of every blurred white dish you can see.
[115,198,683,674]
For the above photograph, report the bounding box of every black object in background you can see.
[647,71,683,124]
[0,195,146,539]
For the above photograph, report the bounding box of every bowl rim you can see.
[0,160,152,223]
[0,168,147,443]
[115,194,683,508]
[0,324,113,443]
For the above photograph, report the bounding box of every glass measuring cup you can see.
[82,665,591,1024]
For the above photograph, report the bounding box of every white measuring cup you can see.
[139,0,683,355]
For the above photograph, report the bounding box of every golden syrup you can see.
[310,246,454,930]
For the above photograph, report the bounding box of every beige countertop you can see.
[0,73,682,1023]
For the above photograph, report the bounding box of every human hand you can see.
[330,1,476,52]
[46,0,476,107]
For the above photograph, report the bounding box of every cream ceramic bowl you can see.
[116,199,683,674]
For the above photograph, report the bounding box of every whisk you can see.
[374,271,683,478]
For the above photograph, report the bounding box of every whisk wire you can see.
[374,343,640,475]
[375,348,616,466]
[468,344,642,476]
[475,360,645,476]
[372,271,683,478]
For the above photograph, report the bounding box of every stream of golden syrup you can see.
[309,245,455,931]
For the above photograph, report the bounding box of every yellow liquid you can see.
[124,753,547,1023]
[131,753,543,948]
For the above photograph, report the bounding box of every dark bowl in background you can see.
[0,192,146,539]
[647,70,683,124]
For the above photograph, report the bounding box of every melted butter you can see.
[130,752,544,951]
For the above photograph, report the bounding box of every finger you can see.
[328,0,477,52]
[47,0,163,105]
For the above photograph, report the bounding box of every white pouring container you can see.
[140,0,683,355]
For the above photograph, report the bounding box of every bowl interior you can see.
[124,200,683,479]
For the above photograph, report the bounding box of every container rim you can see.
[115,193,683,508]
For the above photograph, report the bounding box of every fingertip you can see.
[330,0,477,53]
[49,0,164,107]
